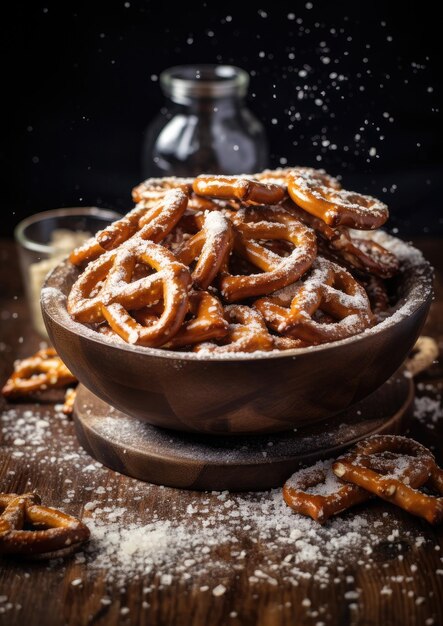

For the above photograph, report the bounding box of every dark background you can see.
[2,0,442,236]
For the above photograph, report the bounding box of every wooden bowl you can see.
[41,233,433,435]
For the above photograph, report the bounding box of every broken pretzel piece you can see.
[0,492,90,558]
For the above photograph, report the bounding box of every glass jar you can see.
[15,207,121,339]
[142,65,268,178]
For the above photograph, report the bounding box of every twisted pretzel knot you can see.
[1,349,77,399]
[193,175,286,206]
[70,189,189,266]
[333,436,443,525]
[283,436,436,524]
[68,239,191,347]
[288,169,389,230]
[175,211,233,290]
[0,493,90,557]
[283,198,397,279]
[255,257,374,344]
[283,452,432,524]
[220,206,317,301]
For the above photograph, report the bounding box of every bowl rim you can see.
[41,232,433,363]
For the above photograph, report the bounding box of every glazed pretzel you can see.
[256,166,342,192]
[132,176,193,203]
[283,461,369,523]
[2,349,77,399]
[255,257,374,344]
[0,493,90,557]
[285,198,399,279]
[360,275,390,320]
[188,193,225,213]
[62,387,77,416]
[195,305,275,353]
[288,169,389,230]
[68,239,191,347]
[333,436,443,525]
[220,206,317,301]
[175,211,233,290]
[166,291,229,348]
[283,450,433,524]
[193,175,286,206]
[70,189,189,266]
[323,231,400,279]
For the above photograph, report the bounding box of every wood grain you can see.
[1,238,442,626]
[73,374,413,491]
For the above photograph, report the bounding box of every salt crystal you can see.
[212,584,227,597]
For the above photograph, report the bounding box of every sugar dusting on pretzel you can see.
[132,176,193,203]
[221,205,317,301]
[70,189,189,266]
[284,435,440,524]
[175,211,233,290]
[288,169,389,230]
[333,435,443,525]
[195,305,275,353]
[255,257,374,344]
[68,239,191,346]
[66,166,401,352]
[0,493,90,558]
[283,460,369,524]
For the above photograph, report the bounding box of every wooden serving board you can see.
[74,369,414,491]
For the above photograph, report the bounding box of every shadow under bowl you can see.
[41,234,433,435]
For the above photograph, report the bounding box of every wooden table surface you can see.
[0,238,442,626]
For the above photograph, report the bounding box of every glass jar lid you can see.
[160,65,249,103]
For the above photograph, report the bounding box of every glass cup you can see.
[15,207,121,339]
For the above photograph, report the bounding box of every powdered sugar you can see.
[42,228,431,361]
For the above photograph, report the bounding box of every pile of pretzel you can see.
[67,167,400,352]
[284,435,443,525]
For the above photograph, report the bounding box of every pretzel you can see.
[405,336,439,377]
[195,305,275,353]
[67,167,401,352]
[175,211,233,290]
[283,449,433,524]
[0,493,90,557]
[188,193,225,213]
[323,231,399,279]
[288,169,389,230]
[132,176,193,203]
[360,275,390,320]
[2,349,77,399]
[333,436,443,525]
[193,175,286,206]
[70,189,189,266]
[68,239,191,346]
[220,206,317,301]
[62,387,77,416]
[256,166,342,192]
[166,291,229,348]
[255,257,374,344]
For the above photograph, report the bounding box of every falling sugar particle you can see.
[212,584,227,597]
